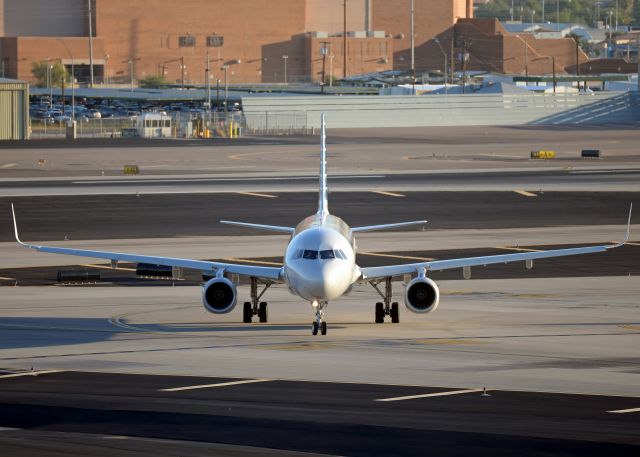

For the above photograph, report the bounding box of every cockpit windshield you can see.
[295,249,347,260]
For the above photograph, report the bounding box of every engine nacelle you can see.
[202,277,237,314]
[404,277,440,314]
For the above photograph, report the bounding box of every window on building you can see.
[207,35,224,47]
[179,35,196,47]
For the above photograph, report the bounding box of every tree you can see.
[31,61,67,88]
[139,75,171,88]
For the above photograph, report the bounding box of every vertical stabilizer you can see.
[318,113,329,217]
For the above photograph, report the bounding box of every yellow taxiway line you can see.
[237,192,278,198]
[514,190,538,197]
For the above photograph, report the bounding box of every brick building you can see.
[1,0,595,86]
[1,0,475,85]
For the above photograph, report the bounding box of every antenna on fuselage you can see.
[317,113,329,218]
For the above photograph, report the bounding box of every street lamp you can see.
[104,54,110,86]
[530,9,536,27]
[221,64,229,112]
[282,55,288,83]
[47,59,53,109]
[180,56,186,89]
[434,38,448,94]
[129,59,134,92]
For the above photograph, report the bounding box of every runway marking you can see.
[608,407,640,414]
[618,324,640,331]
[220,257,282,266]
[0,370,63,379]
[372,190,405,197]
[0,276,16,281]
[81,264,137,272]
[236,191,278,198]
[358,251,435,261]
[72,175,385,185]
[0,163,17,169]
[570,169,640,174]
[375,388,485,402]
[495,246,543,252]
[0,427,21,432]
[623,242,640,246]
[514,190,537,197]
[161,378,272,392]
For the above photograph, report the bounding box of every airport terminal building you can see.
[0,0,588,85]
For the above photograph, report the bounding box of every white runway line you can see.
[236,192,278,198]
[0,427,21,432]
[608,407,640,414]
[160,378,272,392]
[375,388,485,402]
[0,370,63,379]
[372,190,405,197]
[514,190,537,197]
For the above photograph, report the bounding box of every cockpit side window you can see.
[335,249,347,259]
[302,249,318,259]
[293,249,303,259]
[319,249,335,259]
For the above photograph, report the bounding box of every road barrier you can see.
[530,150,556,159]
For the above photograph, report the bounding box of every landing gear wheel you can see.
[375,302,385,323]
[320,321,327,335]
[390,302,400,323]
[258,301,268,323]
[312,321,319,335]
[243,301,252,323]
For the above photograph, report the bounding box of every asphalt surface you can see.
[2,191,637,241]
[0,371,638,456]
[1,169,640,197]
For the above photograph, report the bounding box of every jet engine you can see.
[404,277,440,314]
[202,277,237,314]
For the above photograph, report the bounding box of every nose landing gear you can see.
[311,301,328,335]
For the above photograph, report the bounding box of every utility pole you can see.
[461,39,469,94]
[129,59,134,92]
[434,38,448,95]
[542,0,545,23]
[320,42,329,94]
[451,34,455,85]
[411,0,415,95]
[552,56,556,93]
[206,50,211,121]
[282,54,288,83]
[524,40,529,77]
[575,36,580,76]
[87,0,94,88]
[343,0,347,79]
[222,65,229,112]
[181,56,185,89]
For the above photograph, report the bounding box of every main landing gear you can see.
[311,301,328,335]
[370,277,400,324]
[243,277,272,323]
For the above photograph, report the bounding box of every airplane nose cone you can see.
[306,263,350,300]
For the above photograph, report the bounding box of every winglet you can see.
[623,202,633,244]
[613,203,633,247]
[10,203,27,246]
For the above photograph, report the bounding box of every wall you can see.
[0,78,29,140]
[2,0,87,37]
[305,0,366,33]
[242,93,640,128]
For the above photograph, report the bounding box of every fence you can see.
[242,111,312,135]
[30,117,137,139]
[241,92,640,130]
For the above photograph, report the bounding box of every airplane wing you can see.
[351,220,427,233]
[219,220,294,233]
[11,205,283,281]
[360,205,632,281]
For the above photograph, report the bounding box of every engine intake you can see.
[404,277,440,314]
[202,277,237,314]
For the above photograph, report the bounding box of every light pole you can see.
[58,39,76,119]
[556,0,560,32]
[282,54,288,83]
[104,54,109,86]
[541,0,545,23]
[206,50,211,121]
[87,0,94,88]
[410,0,416,95]
[531,9,536,27]
[320,42,329,94]
[434,38,448,94]
[180,56,186,89]
[129,59,134,92]
[47,59,53,108]
[329,54,334,86]
[222,64,229,112]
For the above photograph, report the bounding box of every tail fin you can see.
[318,113,329,217]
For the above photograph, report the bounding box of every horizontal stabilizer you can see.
[220,220,295,233]
[352,220,427,233]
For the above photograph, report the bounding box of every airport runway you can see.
[0,371,638,456]
[1,168,640,197]
[1,191,637,241]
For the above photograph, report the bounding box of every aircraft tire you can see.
[391,302,399,323]
[312,321,319,335]
[258,301,268,323]
[375,302,384,323]
[320,321,327,335]
[243,302,252,323]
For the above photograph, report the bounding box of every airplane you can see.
[11,114,632,336]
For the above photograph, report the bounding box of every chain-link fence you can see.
[30,117,137,139]
[242,111,312,135]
